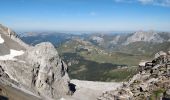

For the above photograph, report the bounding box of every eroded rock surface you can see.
[0,24,72,100]
[25,42,71,99]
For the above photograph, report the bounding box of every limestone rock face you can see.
[0,24,29,49]
[125,31,164,45]
[25,42,70,99]
[0,24,71,100]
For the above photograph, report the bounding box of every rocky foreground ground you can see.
[99,51,170,100]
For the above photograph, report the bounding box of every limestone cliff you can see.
[0,24,72,100]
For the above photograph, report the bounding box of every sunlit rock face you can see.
[0,24,72,100]
[25,42,71,99]
[125,31,164,45]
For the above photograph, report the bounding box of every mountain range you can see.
[21,31,170,54]
[20,31,170,81]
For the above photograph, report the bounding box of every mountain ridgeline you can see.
[20,31,170,81]
[20,31,170,57]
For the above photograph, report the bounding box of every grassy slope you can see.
[61,53,135,82]
[57,40,140,81]
[80,51,151,66]
[116,42,170,56]
[61,53,117,81]
[57,40,170,82]
[58,40,154,66]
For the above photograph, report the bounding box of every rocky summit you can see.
[125,31,164,45]
[0,24,72,100]
[98,51,170,100]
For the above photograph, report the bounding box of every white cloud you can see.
[153,0,170,7]
[138,0,154,4]
[114,0,170,7]
[138,0,170,6]
[114,0,134,3]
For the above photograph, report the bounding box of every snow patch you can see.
[71,79,122,91]
[0,49,24,60]
[0,34,4,44]
[139,61,147,67]
[60,98,66,100]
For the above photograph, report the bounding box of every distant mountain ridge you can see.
[125,31,164,45]
[20,31,170,62]
[20,31,170,81]
[20,31,170,46]
[81,31,170,55]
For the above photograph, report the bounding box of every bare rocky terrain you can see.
[99,51,170,100]
[0,24,72,100]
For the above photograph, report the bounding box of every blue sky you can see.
[0,0,170,32]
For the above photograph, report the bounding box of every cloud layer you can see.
[114,0,170,7]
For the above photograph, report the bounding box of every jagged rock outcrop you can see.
[25,42,71,99]
[98,51,170,100]
[0,24,29,49]
[125,31,164,45]
[0,24,72,99]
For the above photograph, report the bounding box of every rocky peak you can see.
[125,31,164,45]
[25,42,71,99]
[0,24,29,50]
[0,24,16,37]
[0,24,72,100]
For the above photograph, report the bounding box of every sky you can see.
[0,0,170,32]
